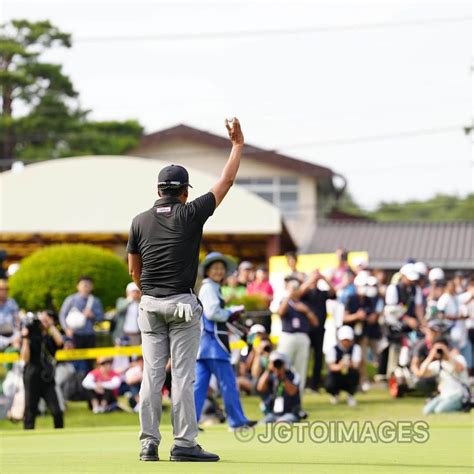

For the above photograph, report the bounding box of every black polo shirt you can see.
[127,192,216,296]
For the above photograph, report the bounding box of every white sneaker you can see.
[329,395,339,405]
[347,395,357,407]
[361,382,371,392]
[92,406,101,414]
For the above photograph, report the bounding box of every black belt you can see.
[143,287,195,298]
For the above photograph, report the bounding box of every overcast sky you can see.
[2,0,472,209]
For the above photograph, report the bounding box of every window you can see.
[235,177,299,218]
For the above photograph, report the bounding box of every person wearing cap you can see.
[324,325,362,406]
[237,324,272,394]
[194,252,255,430]
[410,320,446,396]
[256,351,302,423]
[236,261,255,290]
[82,357,121,414]
[127,118,244,462]
[418,337,469,414]
[385,263,423,331]
[112,282,142,346]
[344,272,382,391]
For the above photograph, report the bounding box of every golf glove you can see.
[174,303,194,322]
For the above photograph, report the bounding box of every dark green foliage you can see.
[0,19,143,163]
[9,244,131,312]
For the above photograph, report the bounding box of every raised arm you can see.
[210,118,244,207]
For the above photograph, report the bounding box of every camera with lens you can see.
[436,348,444,357]
[262,344,272,354]
[272,358,284,370]
[21,312,42,338]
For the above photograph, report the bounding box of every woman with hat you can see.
[194,252,255,430]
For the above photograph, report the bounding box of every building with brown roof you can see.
[130,124,344,245]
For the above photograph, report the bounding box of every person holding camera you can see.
[277,277,318,394]
[20,311,64,429]
[418,337,469,414]
[324,325,361,406]
[257,351,301,423]
[194,252,254,431]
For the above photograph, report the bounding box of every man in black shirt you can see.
[128,118,244,463]
[300,270,336,390]
[20,311,64,430]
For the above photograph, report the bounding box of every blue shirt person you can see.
[59,276,104,351]
[194,252,254,429]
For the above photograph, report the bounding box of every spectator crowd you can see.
[0,248,473,428]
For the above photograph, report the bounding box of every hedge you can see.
[9,244,131,312]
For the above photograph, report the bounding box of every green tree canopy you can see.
[0,19,143,164]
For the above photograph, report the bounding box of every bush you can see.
[9,244,131,312]
[227,293,268,311]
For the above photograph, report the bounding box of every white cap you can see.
[400,263,419,282]
[269,351,289,366]
[428,267,445,282]
[6,263,20,277]
[249,324,266,335]
[414,262,428,276]
[353,256,368,268]
[337,325,354,341]
[367,275,378,287]
[126,282,140,293]
[354,271,370,287]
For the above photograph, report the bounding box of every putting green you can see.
[1,389,472,473]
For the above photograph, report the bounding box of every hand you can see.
[404,316,418,330]
[95,383,105,395]
[356,309,367,321]
[225,117,244,146]
[66,328,74,338]
[21,327,29,338]
[310,269,322,283]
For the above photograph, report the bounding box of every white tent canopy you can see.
[0,156,282,234]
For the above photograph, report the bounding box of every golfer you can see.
[127,118,244,462]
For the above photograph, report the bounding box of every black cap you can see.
[158,164,193,188]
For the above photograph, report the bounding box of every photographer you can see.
[256,351,301,423]
[324,325,361,406]
[418,337,469,415]
[20,311,64,429]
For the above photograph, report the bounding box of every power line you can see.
[75,16,472,43]
[278,126,464,149]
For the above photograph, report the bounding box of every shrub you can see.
[227,293,269,311]
[9,244,131,312]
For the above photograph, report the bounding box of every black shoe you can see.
[246,420,258,428]
[170,444,220,462]
[139,443,159,461]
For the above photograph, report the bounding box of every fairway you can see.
[1,389,472,473]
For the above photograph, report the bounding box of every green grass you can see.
[0,389,473,473]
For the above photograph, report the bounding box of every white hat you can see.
[269,351,289,366]
[353,256,368,268]
[337,325,354,341]
[414,262,428,276]
[428,267,445,282]
[354,271,370,287]
[367,275,378,287]
[249,324,266,335]
[400,263,419,282]
[126,282,140,293]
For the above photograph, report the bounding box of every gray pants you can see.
[138,293,202,448]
